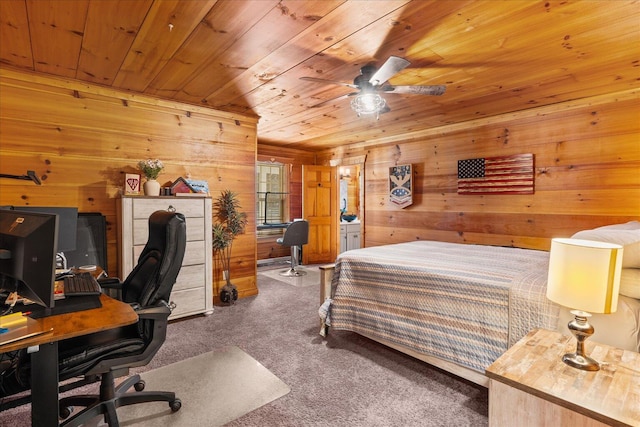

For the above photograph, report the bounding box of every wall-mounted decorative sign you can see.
[125,173,140,194]
[457,153,534,195]
[389,164,413,208]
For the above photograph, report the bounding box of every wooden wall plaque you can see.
[389,164,413,208]
[457,154,534,195]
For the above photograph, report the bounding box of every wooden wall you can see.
[256,144,316,261]
[2,64,637,304]
[317,89,640,251]
[0,68,259,302]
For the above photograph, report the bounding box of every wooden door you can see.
[302,165,337,264]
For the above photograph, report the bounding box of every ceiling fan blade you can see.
[382,85,447,96]
[300,76,358,89]
[368,56,410,86]
[310,92,358,108]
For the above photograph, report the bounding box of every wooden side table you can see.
[485,328,640,427]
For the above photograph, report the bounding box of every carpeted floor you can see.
[1,264,488,426]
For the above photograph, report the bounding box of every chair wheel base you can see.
[170,398,182,412]
[134,380,145,392]
[60,406,73,420]
[279,269,307,277]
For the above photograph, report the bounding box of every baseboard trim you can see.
[257,257,289,267]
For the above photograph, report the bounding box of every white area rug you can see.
[95,346,290,426]
[259,265,320,287]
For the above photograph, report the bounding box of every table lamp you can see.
[546,238,623,371]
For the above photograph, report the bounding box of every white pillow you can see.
[595,221,640,231]
[619,268,640,299]
[571,228,640,268]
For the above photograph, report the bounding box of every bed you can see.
[321,222,640,386]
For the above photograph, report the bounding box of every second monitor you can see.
[10,206,78,269]
[0,210,58,309]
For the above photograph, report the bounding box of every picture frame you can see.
[125,173,140,194]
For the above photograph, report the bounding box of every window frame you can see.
[256,162,289,235]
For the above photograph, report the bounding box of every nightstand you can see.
[485,328,639,427]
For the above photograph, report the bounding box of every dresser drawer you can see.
[132,198,206,219]
[133,240,205,266]
[174,264,205,292]
[133,216,205,244]
[169,287,206,319]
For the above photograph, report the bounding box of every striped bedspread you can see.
[330,241,559,372]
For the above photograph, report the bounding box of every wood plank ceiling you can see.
[1,0,638,151]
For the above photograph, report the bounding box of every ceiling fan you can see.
[300,56,446,118]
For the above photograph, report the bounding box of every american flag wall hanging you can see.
[457,154,534,195]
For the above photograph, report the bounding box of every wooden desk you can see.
[485,328,640,427]
[0,294,138,426]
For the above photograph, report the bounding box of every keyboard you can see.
[63,272,102,297]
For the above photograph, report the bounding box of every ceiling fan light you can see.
[351,93,386,117]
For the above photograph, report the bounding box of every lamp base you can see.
[562,352,600,371]
[564,310,600,371]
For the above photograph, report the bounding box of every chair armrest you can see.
[98,277,124,300]
[135,301,172,321]
[97,277,122,289]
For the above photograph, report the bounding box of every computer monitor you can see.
[0,210,58,309]
[64,213,108,272]
[6,206,77,269]
[13,206,77,252]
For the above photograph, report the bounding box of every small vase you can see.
[143,179,161,196]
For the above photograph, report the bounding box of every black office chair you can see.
[0,211,187,426]
[277,220,309,277]
[58,210,186,426]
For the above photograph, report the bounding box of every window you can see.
[256,162,288,228]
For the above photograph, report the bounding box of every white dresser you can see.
[117,196,213,319]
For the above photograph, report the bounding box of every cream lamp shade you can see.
[546,238,623,371]
[547,238,623,313]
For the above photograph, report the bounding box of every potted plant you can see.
[211,190,248,303]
